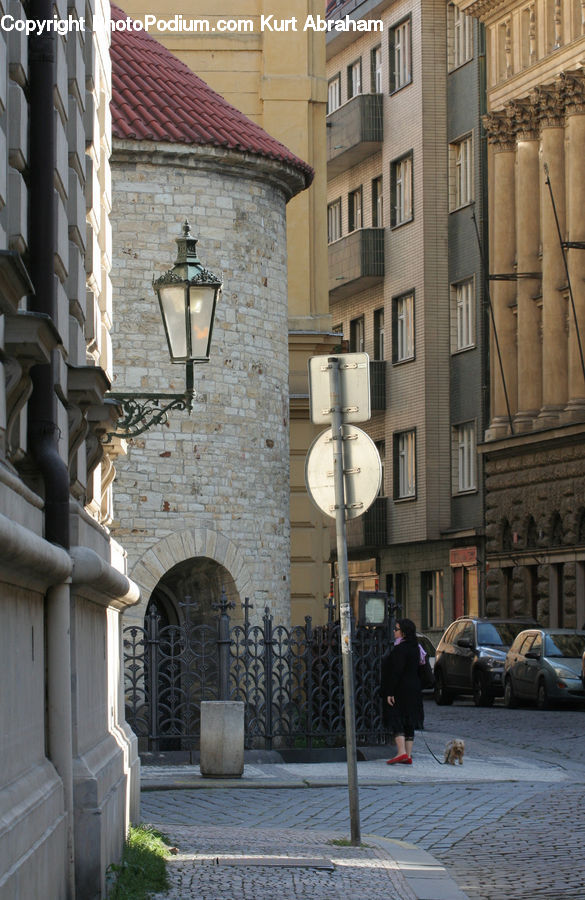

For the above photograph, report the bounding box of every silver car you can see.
[504,628,585,709]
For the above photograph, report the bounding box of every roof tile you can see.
[110,5,313,185]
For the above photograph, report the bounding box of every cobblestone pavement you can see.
[141,703,585,899]
[149,825,419,900]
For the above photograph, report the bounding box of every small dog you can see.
[444,739,465,765]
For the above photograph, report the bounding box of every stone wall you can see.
[110,143,292,625]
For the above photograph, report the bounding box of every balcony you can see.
[369,359,386,411]
[327,94,383,177]
[341,497,388,551]
[328,228,384,301]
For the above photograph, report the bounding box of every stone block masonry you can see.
[110,144,293,625]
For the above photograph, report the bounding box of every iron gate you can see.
[123,595,392,751]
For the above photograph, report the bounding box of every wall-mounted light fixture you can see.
[107,222,222,438]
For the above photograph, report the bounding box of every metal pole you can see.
[328,356,361,845]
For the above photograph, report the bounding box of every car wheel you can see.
[536,680,549,710]
[434,670,454,706]
[473,671,494,707]
[504,676,517,709]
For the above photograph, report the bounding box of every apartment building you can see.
[325,0,487,636]
[455,0,585,628]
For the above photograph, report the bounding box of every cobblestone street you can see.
[141,702,585,899]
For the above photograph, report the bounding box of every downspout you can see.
[28,3,75,896]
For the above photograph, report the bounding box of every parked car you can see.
[504,628,585,709]
[418,633,436,692]
[433,617,537,707]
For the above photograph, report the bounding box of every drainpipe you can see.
[28,3,75,896]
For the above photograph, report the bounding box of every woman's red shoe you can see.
[386,753,410,765]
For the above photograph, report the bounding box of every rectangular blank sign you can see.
[308,353,371,424]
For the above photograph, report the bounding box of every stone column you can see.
[484,112,518,438]
[537,84,568,425]
[562,71,585,420]
[510,100,542,431]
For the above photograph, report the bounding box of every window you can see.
[327,199,342,243]
[448,3,473,70]
[350,316,365,352]
[454,421,477,492]
[450,135,473,209]
[386,572,408,616]
[421,570,444,630]
[374,308,385,360]
[348,187,363,232]
[394,430,416,499]
[393,292,414,362]
[390,18,412,92]
[372,176,384,227]
[391,153,413,226]
[327,75,341,113]
[376,441,386,495]
[453,278,474,351]
[348,59,362,98]
[371,45,382,92]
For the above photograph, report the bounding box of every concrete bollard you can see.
[200,701,245,777]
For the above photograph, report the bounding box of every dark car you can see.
[433,616,537,707]
[504,629,585,708]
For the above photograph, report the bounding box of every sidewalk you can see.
[140,732,570,900]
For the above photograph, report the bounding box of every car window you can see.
[516,633,534,654]
[544,633,585,658]
[477,621,532,647]
[418,635,435,656]
[531,634,542,656]
[460,622,474,644]
[445,622,463,644]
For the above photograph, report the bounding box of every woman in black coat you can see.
[380,617,424,765]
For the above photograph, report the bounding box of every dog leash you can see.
[419,732,445,764]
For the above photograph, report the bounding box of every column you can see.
[563,72,585,419]
[485,113,518,438]
[512,101,542,430]
[538,85,568,425]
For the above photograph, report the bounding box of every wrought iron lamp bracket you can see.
[105,389,194,440]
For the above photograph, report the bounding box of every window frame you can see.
[449,133,473,211]
[349,315,365,353]
[391,152,413,228]
[327,73,341,113]
[390,16,412,93]
[452,277,475,352]
[453,420,477,494]
[448,2,473,71]
[393,428,416,500]
[374,307,385,360]
[327,198,342,243]
[371,44,383,93]
[348,186,363,232]
[372,175,384,227]
[392,291,415,363]
[347,58,362,99]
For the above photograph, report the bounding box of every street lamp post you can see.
[107,222,222,438]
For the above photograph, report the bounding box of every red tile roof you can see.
[110,5,313,186]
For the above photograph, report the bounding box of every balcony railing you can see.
[327,94,383,177]
[369,359,386,411]
[328,228,384,301]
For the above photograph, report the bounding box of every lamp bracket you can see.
[104,390,194,440]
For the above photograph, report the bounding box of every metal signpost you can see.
[305,353,381,846]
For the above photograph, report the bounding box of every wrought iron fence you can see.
[123,595,393,752]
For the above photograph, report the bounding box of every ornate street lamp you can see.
[107,222,222,438]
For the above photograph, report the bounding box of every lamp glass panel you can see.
[159,284,187,360]
[188,285,215,359]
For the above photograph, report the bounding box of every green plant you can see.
[106,825,171,899]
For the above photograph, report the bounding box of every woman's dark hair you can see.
[396,617,417,643]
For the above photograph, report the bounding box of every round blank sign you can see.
[305,425,382,520]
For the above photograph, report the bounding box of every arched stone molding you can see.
[125,527,254,622]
